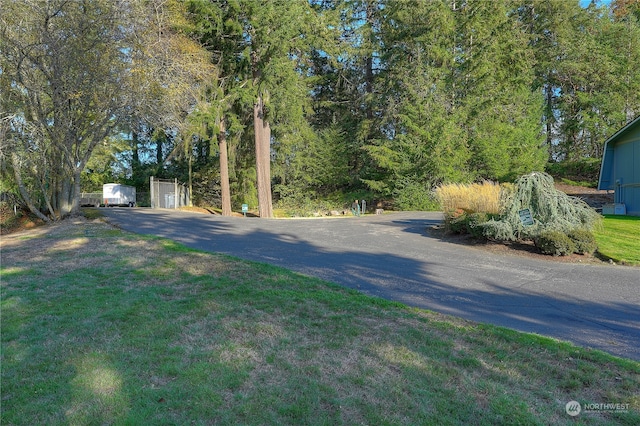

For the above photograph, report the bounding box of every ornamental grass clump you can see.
[482,172,602,245]
[435,181,502,219]
[435,182,502,234]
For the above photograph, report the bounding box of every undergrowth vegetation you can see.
[546,158,601,187]
[273,190,385,217]
[0,202,44,235]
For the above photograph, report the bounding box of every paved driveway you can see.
[101,208,640,361]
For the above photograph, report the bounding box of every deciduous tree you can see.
[1,0,131,219]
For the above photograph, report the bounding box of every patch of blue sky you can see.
[580,0,612,7]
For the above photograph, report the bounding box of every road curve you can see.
[101,208,640,361]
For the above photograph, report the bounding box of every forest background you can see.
[1,0,639,220]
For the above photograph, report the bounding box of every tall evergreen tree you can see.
[311,0,387,188]
[364,0,545,202]
[185,0,245,215]
[455,0,546,180]
[521,0,639,162]
[186,0,328,217]
[365,0,471,199]
[610,0,640,122]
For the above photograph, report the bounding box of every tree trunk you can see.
[58,175,73,218]
[132,132,140,167]
[545,84,553,158]
[37,170,57,219]
[156,129,164,166]
[70,170,82,215]
[11,153,51,223]
[132,131,141,180]
[188,143,193,207]
[254,94,273,218]
[219,116,232,216]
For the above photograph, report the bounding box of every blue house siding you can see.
[598,116,640,216]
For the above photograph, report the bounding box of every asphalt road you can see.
[101,208,640,361]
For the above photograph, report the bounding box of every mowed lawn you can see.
[1,218,639,425]
[595,215,640,266]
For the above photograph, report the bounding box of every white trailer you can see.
[103,183,136,207]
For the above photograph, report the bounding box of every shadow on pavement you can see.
[103,208,640,361]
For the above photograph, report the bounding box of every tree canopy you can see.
[2,0,639,219]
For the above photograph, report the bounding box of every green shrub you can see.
[534,231,576,256]
[274,196,339,217]
[546,158,600,185]
[393,179,439,211]
[568,228,598,254]
[466,212,491,238]
[444,211,494,239]
[448,210,469,234]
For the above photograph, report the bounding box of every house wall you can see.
[599,118,640,216]
[612,136,640,216]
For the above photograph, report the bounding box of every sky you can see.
[579,0,612,7]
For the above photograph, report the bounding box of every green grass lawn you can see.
[595,215,640,266]
[2,218,639,425]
